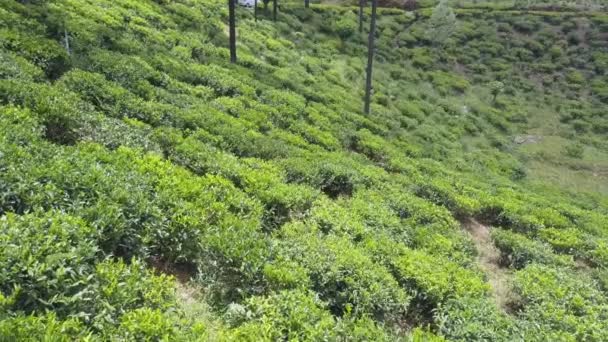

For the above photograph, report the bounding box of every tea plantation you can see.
[0,0,607,340]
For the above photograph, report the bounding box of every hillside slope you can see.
[1,0,607,340]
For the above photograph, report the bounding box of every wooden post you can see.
[358,0,364,33]
[64,27,71,56]
[305,0,309,8]
[254,0,258,21]
[363,0,377,115]
[229,0,237,63]
[273,0,277,21]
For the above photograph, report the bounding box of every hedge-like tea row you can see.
[0,0,607,340]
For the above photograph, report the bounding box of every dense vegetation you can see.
[0,0,607,340]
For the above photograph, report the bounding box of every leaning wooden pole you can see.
[363,0,377,115]
[229,0,237,63]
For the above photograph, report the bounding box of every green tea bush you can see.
[389,248,489,310]
[2,0,608,339]
[0,80,95,144]
[58,69,164,126]
[281,152,370,198]
[0,211,176,329]
[513,264,608,340]
[227,289,395,341]
[0,28,69,78]
[0,51,44,81]
[492,229,574,269]
[0,313,91,341]
[537,227,585,255]
[0,212,100,316]
[273,222,411,321]
[435,297,514,341]
[335,13,358,40]
[88,49,163,92]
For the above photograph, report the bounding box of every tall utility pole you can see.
[363,0,377,115]
[358,0,364,33]
[273,0,277,21]
[228,0,237,63]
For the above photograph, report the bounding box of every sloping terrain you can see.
[0,0,607,340]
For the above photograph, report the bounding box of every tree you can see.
[363,0,377,115]
[336,14,357,40]
[228,0,237,63]
[426,0,456,46]
[489,80,504,103]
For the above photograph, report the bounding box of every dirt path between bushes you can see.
[462,218,513,312]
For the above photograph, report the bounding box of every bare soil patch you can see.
[463,218,514,312]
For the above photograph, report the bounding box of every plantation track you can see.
[463,218,513,312]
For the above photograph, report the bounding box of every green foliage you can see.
[489,80,504,101]
[435,297,514,341]
[492,229,574,269]
[0,212,176,332]
[426,0,457,45]
[335,12,358,39]
[513,265,608,340]
[271,222,411,322]
[391,248,489,304]
[1,0,607,340]
[227,289,395,341]
[428,71,470,94]
[0,313,91,342]
[563,142,585,158]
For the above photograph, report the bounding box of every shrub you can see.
[537,228,585,255]
[281,153,368,199]
[491,229,574,269]
[513,265,608,340]
[59,69,198,130]
[0,313,91,341]
[563,142,585,158]
[0,51,44,81]
[390,248,489,308]
[428,71,470,94]
[335,13,358,40]
[0,29,69,78]
[0,80,95,144]
[228,289,395,341]
[0,211,176,328]
[273,222,411,321]
[435,297,514,341]
[0,211,100,317]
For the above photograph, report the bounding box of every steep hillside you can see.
[0,0,607,340]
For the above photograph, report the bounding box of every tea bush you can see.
[1,0,608,339]
[491,229,575,269]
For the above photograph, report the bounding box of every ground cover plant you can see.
[0,0,607,340]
